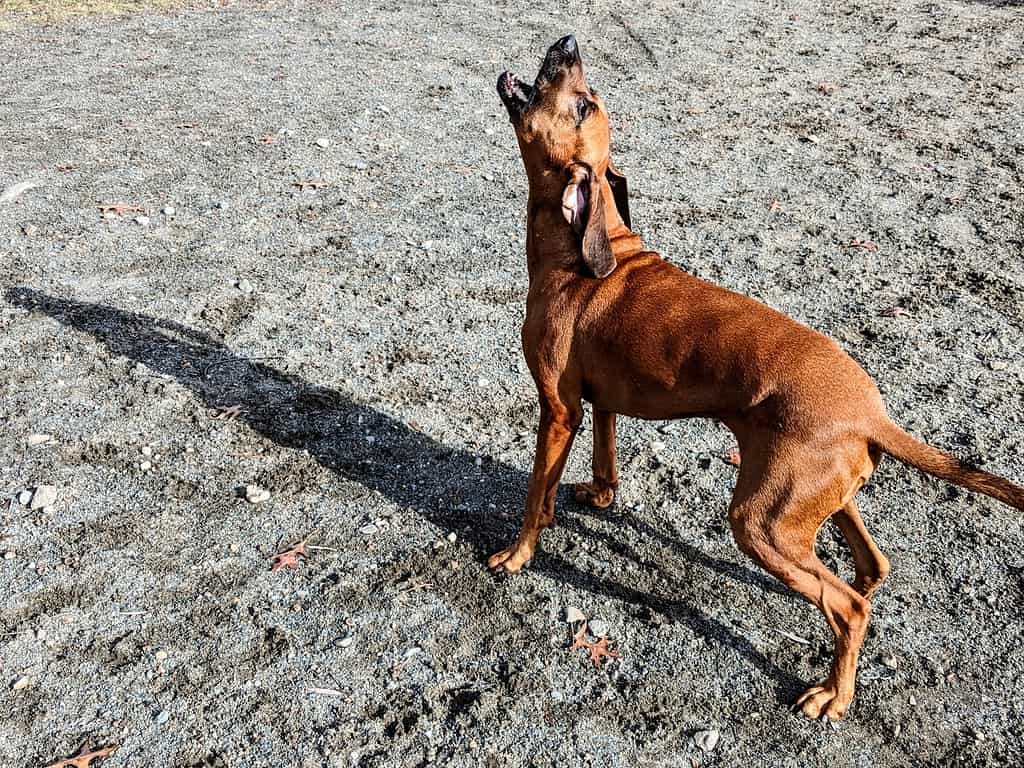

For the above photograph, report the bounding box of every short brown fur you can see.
[491,36,1024,720]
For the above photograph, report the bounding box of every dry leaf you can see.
[845,239,879,252]
[98,204,146,217]
[723,447,741,466]
[571,622,621,668]
[271,541,307,571]
[292,178,328,190]
[879,306,911,318]
[214,404,245,420]
[257,134,278,145]
[46,744,118,768]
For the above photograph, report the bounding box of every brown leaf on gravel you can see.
[768,199,783,213]
[45,744,118,768]
[723,447,742,466]
[257,134,278,145]
[98,204,146,217]
[845,239,879,252]
[292,178,328,191]
[879,306,912,318]
[816,82,839,95]
[214,404,245,420]
[571,622,621,668]
[271,541,307,571]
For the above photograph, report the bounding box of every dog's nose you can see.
[554,34,577,56]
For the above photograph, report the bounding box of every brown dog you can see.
[491,35,1024,720]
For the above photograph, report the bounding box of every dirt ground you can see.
[2,1,1023,766]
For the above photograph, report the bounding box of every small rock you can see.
[29,485,58,510]
[348,160,369,170]
[161,205,176,216]
[12,675,30,691]
[214,200,229,210]
[694,729,720,753]
[588,618,609,637]
[18,490,33,506]
[650,440,666,453]
[358,523,378,535]
[21,224,38,236]
[3,551,15,560]
[879,650,898,670]
[237,279,255,294]
[141,445,153,456]
[446,532,457,543]
[156,710,170,725]
[909,694,917,706]
[26,433,51,446]
[315,137,331,148]
[140,460,153,471]
[245,485,270,504]
[564,606,586,623]
[155,650,169,661]
[477,377,490,387]
[134,215,150,226]
[336,635,354,648]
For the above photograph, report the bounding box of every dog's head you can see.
[498,35,630,278]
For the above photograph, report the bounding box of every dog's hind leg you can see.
[574,408,618,508]
[833,499,890,599]
[729,446,872,720]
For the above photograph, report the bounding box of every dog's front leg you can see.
[488,403,581,574]
[574,408,618,508]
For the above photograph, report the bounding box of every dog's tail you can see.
[871,420,1024,511]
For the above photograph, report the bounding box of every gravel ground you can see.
[1,1,1023,766]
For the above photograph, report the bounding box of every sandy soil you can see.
[1,1,1023,766]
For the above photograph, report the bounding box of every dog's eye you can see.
[576,98,593,125]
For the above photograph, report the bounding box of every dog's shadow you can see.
[5,286,804,699]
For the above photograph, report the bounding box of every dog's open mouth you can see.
[497,71,534,119]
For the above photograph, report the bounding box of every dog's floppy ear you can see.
[562,164,615,278]
[605,159,631,230]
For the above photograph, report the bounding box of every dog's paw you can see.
[487,545,532,574]
[795,681,852,721]
[574,481,615,508]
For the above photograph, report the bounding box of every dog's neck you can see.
[525,177,642,284]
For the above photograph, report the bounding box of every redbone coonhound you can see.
[490,35,1024,720]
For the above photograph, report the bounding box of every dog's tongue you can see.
[562,182,586,227]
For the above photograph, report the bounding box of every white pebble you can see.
[11,675,30,691]
[140,460,152,471]
[694,729,720,753]
[359,523,378,535]
[245,485,270,504]
[446,532,457,543]
[134,215,150,226]
[29,485,58,510]
[588,618,609,637]
[315,137,331,148]
[564,606,586,624]
[18,490,33,506]
[141,445,153,456]
[26,433,51,446]
[162,205,176,216]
